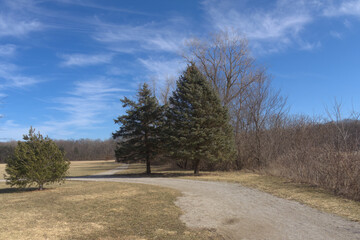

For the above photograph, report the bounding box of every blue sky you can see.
[0,0,359,141]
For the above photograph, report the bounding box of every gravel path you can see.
[68,165,360,240]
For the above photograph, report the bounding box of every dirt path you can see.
[69,166,360,240]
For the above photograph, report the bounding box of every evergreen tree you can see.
[167,64,237,174]
[113,83,163,174]
[5,127,70,190]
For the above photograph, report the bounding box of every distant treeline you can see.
[0,141,17,163]
[0,139,115,162]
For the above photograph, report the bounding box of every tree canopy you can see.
[113,83,164,174]
[167,64,237,174]
[5,127,70,190]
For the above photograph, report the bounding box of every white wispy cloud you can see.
[0,14,42,38]
[298,40,322,50]
[0,1,42,93]
[344,19,352,28]
[53,79,128,126]
[0,62,39,88]
[106,66,131,76]
[330,31,343,39]
[139,58,185,83]
[60,53,114,67]
[0,56,40,111]
[38,79,130,138]
[0,93,5,120]
[1,0,94,34]
[0,120,29,141]
[323,0,360,17]
[203,0,312,39]
[70,79,128,96]
[201,0,321,53]
[93,20,188,53]
[55,0,153,16]
[0,44,16,57]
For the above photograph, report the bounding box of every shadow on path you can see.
[68,163,198,179]
[0,187,39,194]
[67,171,197,179]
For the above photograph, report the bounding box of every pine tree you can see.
[113,83,163,174]
[167,64,237,174]
[5,127,70,190]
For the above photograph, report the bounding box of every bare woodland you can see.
[0,139,115,162]
[55,139,115,161]
[178,30,360,200]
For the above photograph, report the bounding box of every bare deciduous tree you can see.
[160,76,176,105]
[185,30,255,106]
[244,69,287,166]
[325,99,356,151]
[184,30,287,169]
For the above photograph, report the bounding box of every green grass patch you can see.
[0,181,222,240]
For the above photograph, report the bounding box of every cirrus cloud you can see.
[0,14,42,38]
[60,53,114,67]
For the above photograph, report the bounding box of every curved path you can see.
[68,165,360,240]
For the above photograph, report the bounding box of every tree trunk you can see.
[145,132,151,175]
[38,183,43,191]
[255,130,262,167]
[146,155,151,174]
[194,159,200,175]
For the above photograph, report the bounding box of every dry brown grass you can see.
[67,160,123,177]
[0,181,222,240]
[0,163,5,179]
[119,163,360,222]
[0,160,122,180]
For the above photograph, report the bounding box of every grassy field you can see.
[0,163,5,179]
[0,181,221,240]
[0,160,122,179]
[67,160,123,177]
[117,163,360,222]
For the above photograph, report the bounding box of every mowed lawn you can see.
[0,161,222,240]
